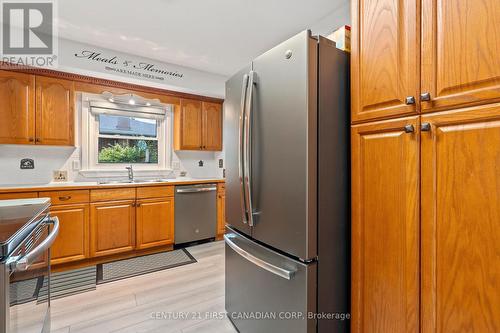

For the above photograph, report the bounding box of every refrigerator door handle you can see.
[224,234,296,280]
[244,70,255,226]
[239,74,249,224]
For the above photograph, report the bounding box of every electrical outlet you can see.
[218,159,223,168]
[198,160,204,167]
[53,170,68,182]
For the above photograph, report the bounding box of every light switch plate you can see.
[53,170,68,182]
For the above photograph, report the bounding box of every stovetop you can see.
[0,198,50,250]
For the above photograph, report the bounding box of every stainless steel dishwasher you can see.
[174,184,217,244]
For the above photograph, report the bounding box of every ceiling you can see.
[58,0,348,77]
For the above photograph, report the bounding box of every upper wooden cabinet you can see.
[174,98,222,151]
[351,0,420,122]
[351,116,420,333]
[0,71,35,144]
[352,0,500,122]
[202,102,223,150]
[421,0,500,112]
[0,72,74,145]
[420,104,500,333]
[35,76,75,145]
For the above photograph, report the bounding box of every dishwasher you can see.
[174,184,217,244]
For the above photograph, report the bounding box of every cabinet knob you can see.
[28,137,34,142]
[421,122,431,131]
[59,196,71,201]
[405,96,416,105]
[35,138,41,143]
[420,92,431,101]
[404,124,415,133]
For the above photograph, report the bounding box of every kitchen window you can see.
[81,93,172,173]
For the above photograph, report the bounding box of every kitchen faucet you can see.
[126,165,134,181]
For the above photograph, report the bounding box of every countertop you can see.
[0,177,225,193]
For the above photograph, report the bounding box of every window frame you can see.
[81,93,172,173]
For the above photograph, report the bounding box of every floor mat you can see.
[37,266,97,303]
[97,248,197,284]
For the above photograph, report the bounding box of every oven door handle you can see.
[10,216,59,272]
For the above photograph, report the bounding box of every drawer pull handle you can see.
[404,124,415,133]
[420,92,431,101]
[59,196,71,201]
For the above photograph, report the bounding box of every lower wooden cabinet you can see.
[420,104,500,333]
[136,198,174,250]
[217,192,226,236]
[50,204,89,265]
[90,200,135,257]
[352,104,500,333]
[351,116,420,333]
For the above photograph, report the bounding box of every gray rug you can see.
[37,266,97,303]
[97,248,196,284]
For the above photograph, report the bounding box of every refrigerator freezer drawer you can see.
[225,230,316,333]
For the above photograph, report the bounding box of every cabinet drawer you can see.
[39,190,89,205]
[90,188,136,202]
[0,192,38,200]
[136,186,174,199]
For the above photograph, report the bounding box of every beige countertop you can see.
[0,177,225,193]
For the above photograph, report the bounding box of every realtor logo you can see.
[1,0,57,67]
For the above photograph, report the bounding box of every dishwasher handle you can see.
[176,186,217,193]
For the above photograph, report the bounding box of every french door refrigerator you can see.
[224,30,349,333]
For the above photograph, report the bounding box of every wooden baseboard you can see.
[52,244,173,273]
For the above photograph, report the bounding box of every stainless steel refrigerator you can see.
[224,30,349,333]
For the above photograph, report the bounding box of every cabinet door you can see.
[216,193,226,236]
[90,200,135,257]
[176,98,202,150]
[421,104,500,333]
[421,0,500,112]
[35,76,74,146]
[136,198,174,250]
[0,70,35,144]
[351,0,419,122]
[351,116,420,333]
[202,102,222,150]
[50,204,89,265]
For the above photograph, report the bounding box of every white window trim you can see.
[80,93,173,175]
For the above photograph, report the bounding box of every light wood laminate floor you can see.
[50,241,237,333]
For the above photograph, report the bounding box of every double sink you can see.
[97,179,174,185]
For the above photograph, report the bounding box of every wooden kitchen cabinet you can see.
[35,76,75,146]
[136,197,174,250]
[351,0,419,122]
[174,98,223,151]
[351,116,420,333]
[420,0,500,112]
[0,70,36,144]
[50,204,90,265]
[202,102,222,150]
[0,72,74,146]
[420,104,500,333]
[216,184,226,236]
[90,200,136,257]
[175,98,203,150]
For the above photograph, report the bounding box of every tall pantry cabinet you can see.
[351,0,500,332]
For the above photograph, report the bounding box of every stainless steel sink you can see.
[98,179,174,185]
[97,180,134,185]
